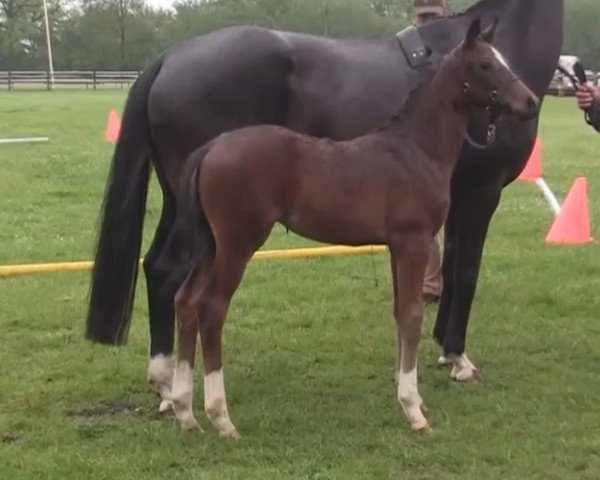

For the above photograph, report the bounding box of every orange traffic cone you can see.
[546,177,593,245]
[518,136,542,181]
[105,110,121,143]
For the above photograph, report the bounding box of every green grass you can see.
[1,91,599,480]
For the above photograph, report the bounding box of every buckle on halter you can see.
[486,123,497,144]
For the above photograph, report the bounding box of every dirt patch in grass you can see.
[66,400,153,439]
[67,399,145,420]
[1,432,23,444]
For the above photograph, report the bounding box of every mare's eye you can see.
[480,61,492,71]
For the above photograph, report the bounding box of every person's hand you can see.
[575,83,599,110]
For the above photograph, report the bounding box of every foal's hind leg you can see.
[197,246,257,439]
[171,262,207,431]
[171,242,257,436]
[389,233,431,433]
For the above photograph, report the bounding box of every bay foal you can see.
[166,18,538,436]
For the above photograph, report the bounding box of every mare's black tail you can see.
[85,59,163,345]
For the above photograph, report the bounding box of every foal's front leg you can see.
[390,234,431,432]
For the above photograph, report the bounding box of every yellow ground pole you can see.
[0,245,387,278]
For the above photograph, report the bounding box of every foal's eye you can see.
[480,61,492,71]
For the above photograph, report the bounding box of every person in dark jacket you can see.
[576,83,600,131]
[414,0,446,25]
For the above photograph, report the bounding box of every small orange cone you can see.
[546,177,593,245]
[105,110,121,143]
[518,136,542,181]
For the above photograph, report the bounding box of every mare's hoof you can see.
[450,366,482,383]
[437,355,451,366]
[439,353,482,383]
[159,399,174,414]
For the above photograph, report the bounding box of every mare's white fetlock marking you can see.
[148,354,175,412]
[170,361,201,431]
[397,367,430,433]
[204,369,240,440]
[443,353,481,382]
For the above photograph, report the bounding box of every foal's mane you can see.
[369,52,445,134]
[369,84,429,134]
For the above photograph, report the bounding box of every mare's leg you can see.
[145,195,178,413]
[423,234,443,304]
[389,252,400,379]
[433,207,456,362]
[437,186,501,382]
[390,233,431,432]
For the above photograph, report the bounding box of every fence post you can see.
[46,70,51,90]
[8,70,12,91]
[93,70,97,90]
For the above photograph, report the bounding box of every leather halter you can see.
[463,75,519,150]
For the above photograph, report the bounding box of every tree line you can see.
[1,0,599,71]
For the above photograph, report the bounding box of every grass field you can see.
[1,90,599,480]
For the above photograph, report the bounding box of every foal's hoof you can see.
[220,428,241,441]
[411,419,432,434]
[181,419,203,433]
[174,407,203,432]
[159,399,174,414]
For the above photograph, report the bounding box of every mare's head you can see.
[450,17,539,120]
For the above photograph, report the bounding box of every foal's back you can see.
[198,124,440,246]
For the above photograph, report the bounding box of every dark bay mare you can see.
[165,19,538,435]
[85,0,564,410]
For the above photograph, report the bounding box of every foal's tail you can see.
[158,142,216,298]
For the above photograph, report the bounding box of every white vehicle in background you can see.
[549,55,598,96]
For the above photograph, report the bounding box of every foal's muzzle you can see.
[498,78,540,121]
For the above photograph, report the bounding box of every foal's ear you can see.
[464,17,482,49]
[481,16,499,43]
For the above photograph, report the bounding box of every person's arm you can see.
[576,84,600,132]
